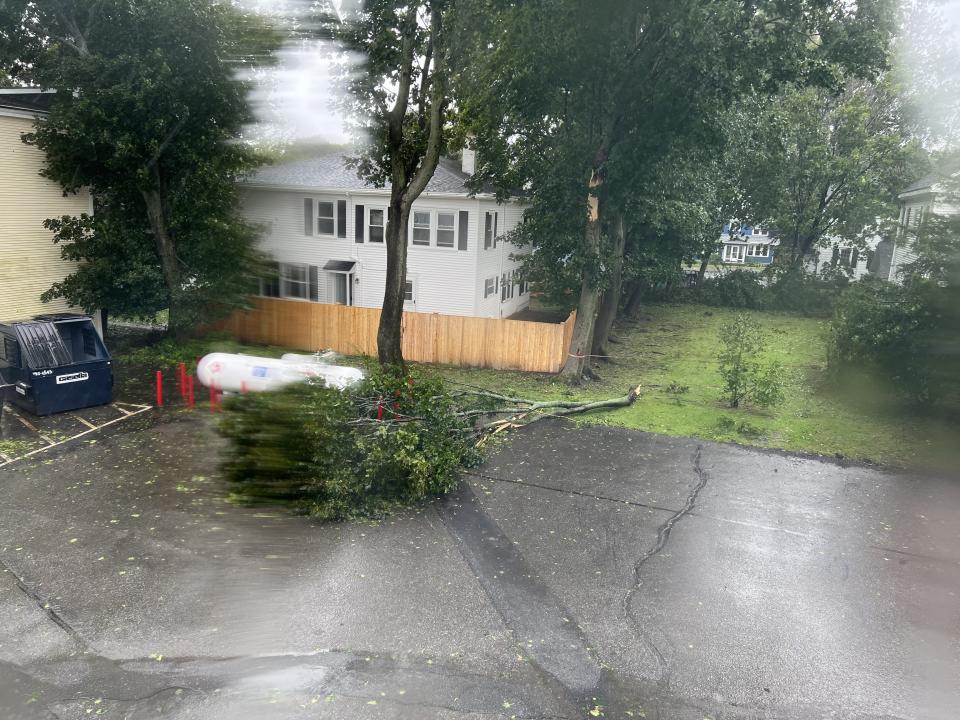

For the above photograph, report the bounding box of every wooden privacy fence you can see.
[217,297,577,374]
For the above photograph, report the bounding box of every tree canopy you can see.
[0,0,278,331]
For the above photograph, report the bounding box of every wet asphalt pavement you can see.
[0,411,957,719]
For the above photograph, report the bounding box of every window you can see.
[369,208,385,243]
[404,280,414,302]
[412,211,431,245]
[501,271,514,302]
[484,277,496,298]
[437,212,456,248]
[724,244,745,262]
[839,248,853,267]
[259,263,280,297]
[281,263,309,300]
[484,211,498,249]
[747,244,768,257]
[317,201,335,235]
[519,278,528,296]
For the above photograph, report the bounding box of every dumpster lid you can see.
[15,322,71,369]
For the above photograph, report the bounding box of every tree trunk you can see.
[377,194,410,367]
[142,187,182,333]
[591,209,626,359]
[697,254,710,284]
[623,281,645,318]
[560,214,602,381]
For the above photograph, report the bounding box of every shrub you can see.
[218,368,481,519]
[694,270,769,309]
[717,314,785,408]
[828,277,959,405]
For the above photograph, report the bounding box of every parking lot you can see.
[0,400,151,467]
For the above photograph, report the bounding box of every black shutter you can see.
[355,204,364,243]
[493,212,499,248]
[304,198,314,236]
[337,200,347,238]
[308,265,319,301]
[458,211,468,251]
[831,246,839,266]
[851,248,859,267]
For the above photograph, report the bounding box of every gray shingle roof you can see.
[0,89,55,113]
[244,152,475,196]
[900,173,939,195]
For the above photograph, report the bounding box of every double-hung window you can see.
[412,211,431,246]
[317,202,336,235]
[281,263,310,300]
[436,212,456,248]
[483,277,495,298]
[369,208,385,243]
[484,211,498,249]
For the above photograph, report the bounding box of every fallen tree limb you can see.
[476,385,642,433]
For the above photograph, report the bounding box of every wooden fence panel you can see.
[217,298,576,373]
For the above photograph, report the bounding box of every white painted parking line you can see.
[6,408,55,445]
[112,403,133,415]
[0,403,153,469]
[74,416,97,430]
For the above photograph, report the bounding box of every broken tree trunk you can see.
[591,208,626,359]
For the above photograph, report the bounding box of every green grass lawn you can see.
[423,304,959,470]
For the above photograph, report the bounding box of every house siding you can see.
[0,113,90,322]
[240,186,530,319]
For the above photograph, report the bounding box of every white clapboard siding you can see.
[240,186,528,319]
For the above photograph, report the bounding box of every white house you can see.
[873,173,958,282]
[239,149,531,319]
[810,237,876,280]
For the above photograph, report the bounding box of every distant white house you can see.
[872,173,958,282]
[239,149,531,319]
[809,237,876,280]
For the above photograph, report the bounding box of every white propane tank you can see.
[196,353,364,393]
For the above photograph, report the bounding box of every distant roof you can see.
[900,173,939,195]
[243,152,479,196]
[0,89,55,114]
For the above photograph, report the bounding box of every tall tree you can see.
[754,81,922,267]
[0,0,278,332]
[458,0,896,380]
[337,0,454,367]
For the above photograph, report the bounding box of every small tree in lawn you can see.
[717,315,785,409]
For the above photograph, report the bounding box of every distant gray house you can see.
[239,150,531,319]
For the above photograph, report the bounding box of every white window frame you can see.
[484,211,498,250]
[746,244,768,257]
[411,210,432,246]
[315,199,337,237]
[724,244,745,263]
[838,247,853,267]
[404,276,417,309]
[280,263,310,301]
[367,206,386,244]
[436,211,457,249]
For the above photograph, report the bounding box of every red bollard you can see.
[155,370,163,407]
[177,362,187,398]
[186,375,195,409]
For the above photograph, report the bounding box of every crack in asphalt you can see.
[620,446,709,685]
[0,557,91,654]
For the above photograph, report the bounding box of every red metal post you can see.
[187,375,195,408]
[155,371,163,407]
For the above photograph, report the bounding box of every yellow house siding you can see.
[0,112,90,322]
